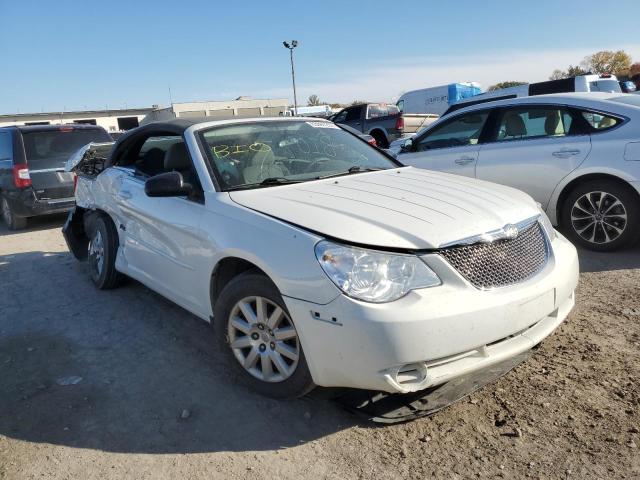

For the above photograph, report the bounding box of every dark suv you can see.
[0,124,112,229]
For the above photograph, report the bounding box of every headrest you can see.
[164,142,191,171]
[544,112,561,135]
[504,114,526,137]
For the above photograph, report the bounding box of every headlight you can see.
[537,205,556,241]
[314,241,441,303]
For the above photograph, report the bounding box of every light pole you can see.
[282,40,298,115]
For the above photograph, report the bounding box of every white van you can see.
[445,74,622,115]
[396,83,481,116]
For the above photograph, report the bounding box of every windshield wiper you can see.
[259,177,301,185]
[224,177,302,191]
[316,166,385,180]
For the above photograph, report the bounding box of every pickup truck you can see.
[330,103,437,149]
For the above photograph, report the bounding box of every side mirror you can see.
[400,138,413,152]
[145,171,193,197]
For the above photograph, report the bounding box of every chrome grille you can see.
[439,222,548,289]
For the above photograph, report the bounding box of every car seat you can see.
[544,112,563,136]
[163,142,201,189]
[504,114,527,138]
[241,147,290,184]
[140,147,166,176]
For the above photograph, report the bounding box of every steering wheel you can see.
[304,157,332,173]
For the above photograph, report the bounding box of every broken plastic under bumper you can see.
[333,350,530,423]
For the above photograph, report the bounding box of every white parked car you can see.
[397,93,640,251]
[63,117,578,412]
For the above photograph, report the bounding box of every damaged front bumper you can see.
[62,207,89,260]
[334,351,530,423]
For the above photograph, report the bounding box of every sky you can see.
[1,0,640,114]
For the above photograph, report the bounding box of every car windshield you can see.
[199,120,398,190]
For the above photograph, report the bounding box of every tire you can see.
[1,196,28,230]
[561,179,640,252]
[371,131,389,149]
[213,272,314,398]
[87,215,123,289]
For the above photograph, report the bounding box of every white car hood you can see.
[229,167,539,250]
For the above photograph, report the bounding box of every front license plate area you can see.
[507,289,555,331]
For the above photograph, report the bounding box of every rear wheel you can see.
[214,272,314,398]
[88,215,123,289]
[561,179,640,251]
[1,196,27,230]
[371,131,389,149]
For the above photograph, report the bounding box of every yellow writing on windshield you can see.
[212,142,271,159]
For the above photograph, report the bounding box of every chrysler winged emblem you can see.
[503,224,519,239]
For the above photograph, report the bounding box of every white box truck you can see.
[396,83,482,116]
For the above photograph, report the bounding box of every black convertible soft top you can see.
[106,119,205,168]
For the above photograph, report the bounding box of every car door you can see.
[397,110,490,177]
[340,105,365,132]
[115,135,210,314]
[476,105,591,208]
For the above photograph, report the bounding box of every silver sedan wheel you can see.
[89,229,105,276]
[571,191,627,244]
[227,296,300,383]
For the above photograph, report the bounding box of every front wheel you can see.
[214,272,314,398]
[561,179,640,251]
[88,215,123,289]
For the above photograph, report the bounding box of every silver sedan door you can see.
[476,105,591,208]
[398,110,490,177]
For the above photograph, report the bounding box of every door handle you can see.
[454,156,475,165]
[118,189,132,200]
[552,149,581,158]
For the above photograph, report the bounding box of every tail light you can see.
[73,173,78,192]
[12,164,32,188]
[395,116,404,132]
[368,137,378,147]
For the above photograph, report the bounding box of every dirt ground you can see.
[1,215,639,480]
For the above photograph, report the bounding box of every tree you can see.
[350,100,367,106]
[549,65,587,80]
[630,62,640,77]
[581,50,632,76]
[487,81,527,92]
[307,94,321,106]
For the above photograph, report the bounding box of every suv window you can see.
[366,104,400,119]
[332,110,347,123]
[580,111,621,131]
[0,131,12,162]
[416,111,489,151]
[22,128,112,169]
[495,107,575,141]
[345,106,363,122]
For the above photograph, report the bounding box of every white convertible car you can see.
[63,117,578,416]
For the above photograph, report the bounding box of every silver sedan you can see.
[396,92,640,251]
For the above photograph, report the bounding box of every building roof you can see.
[0,107,155,120]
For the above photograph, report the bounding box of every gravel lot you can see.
[1,215,639,479]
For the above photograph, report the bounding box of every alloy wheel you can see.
[227,296,300,383]
[89,229,105,276]
[570,191,627,244]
